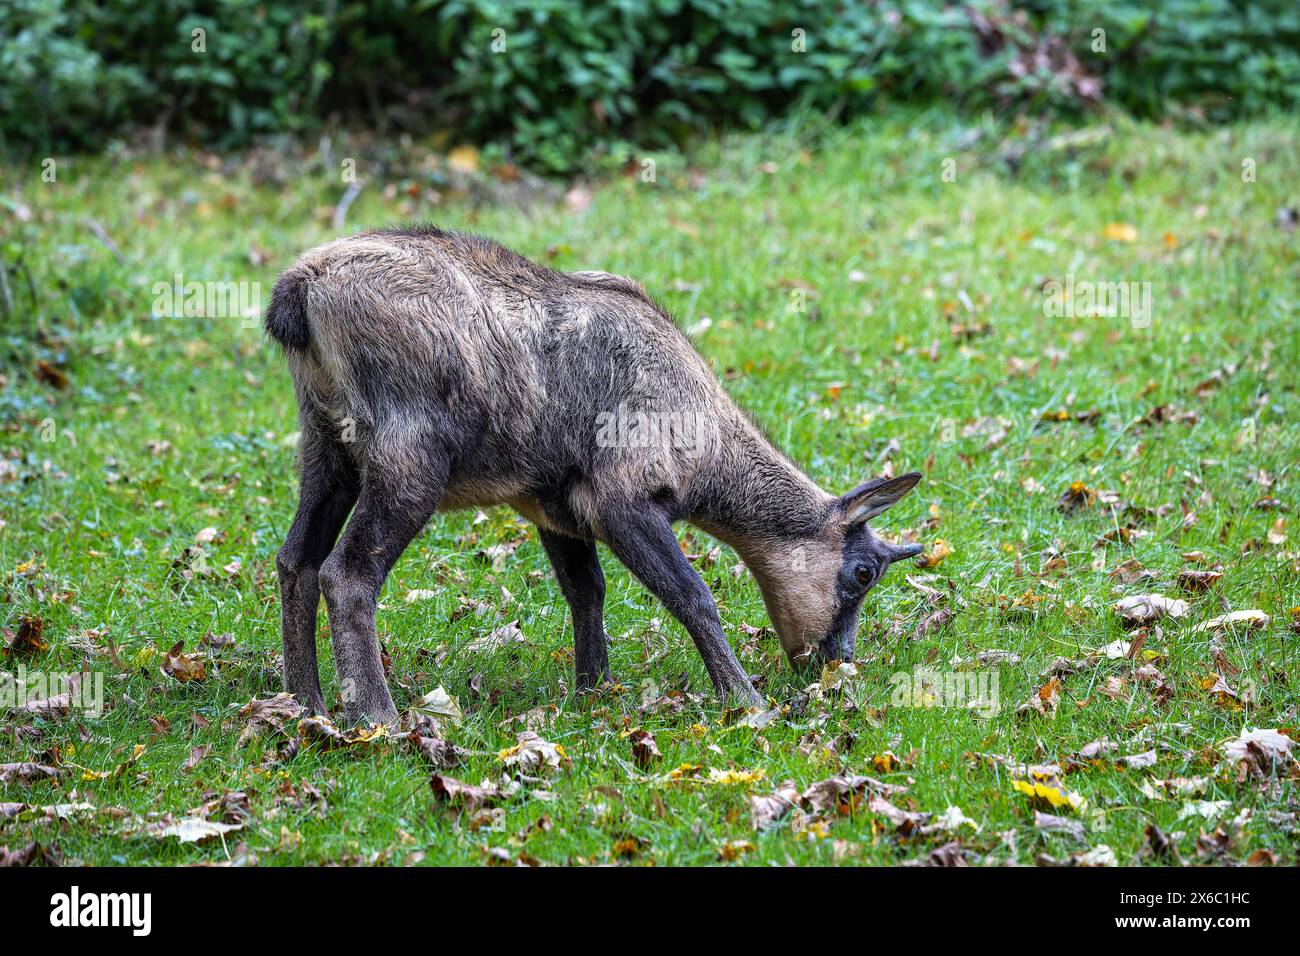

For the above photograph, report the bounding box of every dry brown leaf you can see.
[407,731,466,769]
[235,693,304,746]
[161,641,207,683]
[750,779,799,831]
[626,729,661,770]
[1223,728,1293,777]
[430,775,501,812]
[3,616,48,657]
[1176,568,1223,594]
[0,763,60,785]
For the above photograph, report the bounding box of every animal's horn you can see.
[888,543,924,563]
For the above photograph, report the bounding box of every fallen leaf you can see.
[915,539,952,569]
[464,621,527,654]
[235,693,305,746]
[818,660,858,692]
[499,731,570,774]
[297,715,391,751]
[867,794,929,835]
[1057,481,1095,513]
[447,145,480,174]
[1223,728,1293,777]
[626,729,661,770]
[1018,677,1062,718]
[750,780,799,831]
[407,731,466,769]
[927,805,980,834]
[717,839,755,861]
[1113,594,1189,626]
[3,617,47,657]
[0,763,60,785]
[181,745,212,771]
[1072,844,1116,866]
[707,767,765,786]
[147,816,243,844]
[161,641,207,683]
[1034,810,1085,843]
[1013,779,1086,812]
[16,673,83,718]
[1194,610,1268,634]
[798,773,895,816]
[1176,568,1223,594]
[430,775,501,813]
[872,751,901,773]
[411,686,463,726]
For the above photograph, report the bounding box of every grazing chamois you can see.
[266,226,921,723]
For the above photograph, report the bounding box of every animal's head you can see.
[744,472,923,668]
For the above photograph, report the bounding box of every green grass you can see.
[1,110,1297,865]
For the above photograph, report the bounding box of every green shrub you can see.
[1,0,1297,171]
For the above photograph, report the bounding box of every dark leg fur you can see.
[538,529,609,690]
[277,430,359,714]
[319,461,447,725]
[597,502,762,707]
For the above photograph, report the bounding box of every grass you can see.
[1,109,1297,866]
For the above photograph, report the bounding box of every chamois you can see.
[266,226,921,723]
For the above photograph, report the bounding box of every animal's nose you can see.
[815,635,852,667]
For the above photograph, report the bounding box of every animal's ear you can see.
[839,472,921,524]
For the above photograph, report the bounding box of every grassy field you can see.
[1,111,1297,866]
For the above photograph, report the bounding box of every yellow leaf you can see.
[1102,222,1138,242]
[872,751,900,772]
[916,539,952,569]
[707,767,766,786]
[717,840,755,861]
[1013,779,1087,812]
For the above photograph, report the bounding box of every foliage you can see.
[1,0,1298,169]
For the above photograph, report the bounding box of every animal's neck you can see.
[689,403,830,550]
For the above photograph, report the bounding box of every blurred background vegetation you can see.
[3,0,1298,174]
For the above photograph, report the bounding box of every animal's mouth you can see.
[786,643,816,668]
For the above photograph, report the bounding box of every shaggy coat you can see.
[267,226,920,722]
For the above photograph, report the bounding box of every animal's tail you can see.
[264,267,312,352]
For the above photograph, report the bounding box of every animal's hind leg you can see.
[538,529,609,690]
[319,457,448,726]
[277,427,358,714]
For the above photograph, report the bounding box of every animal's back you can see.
[265,226,728,525]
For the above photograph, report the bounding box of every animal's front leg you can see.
[319,466,446,726]
[597,502,762,708]
[538,528,609,690]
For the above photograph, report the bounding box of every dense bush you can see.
[2,0,1298,171]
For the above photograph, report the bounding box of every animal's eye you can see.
[854,565,873,586]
